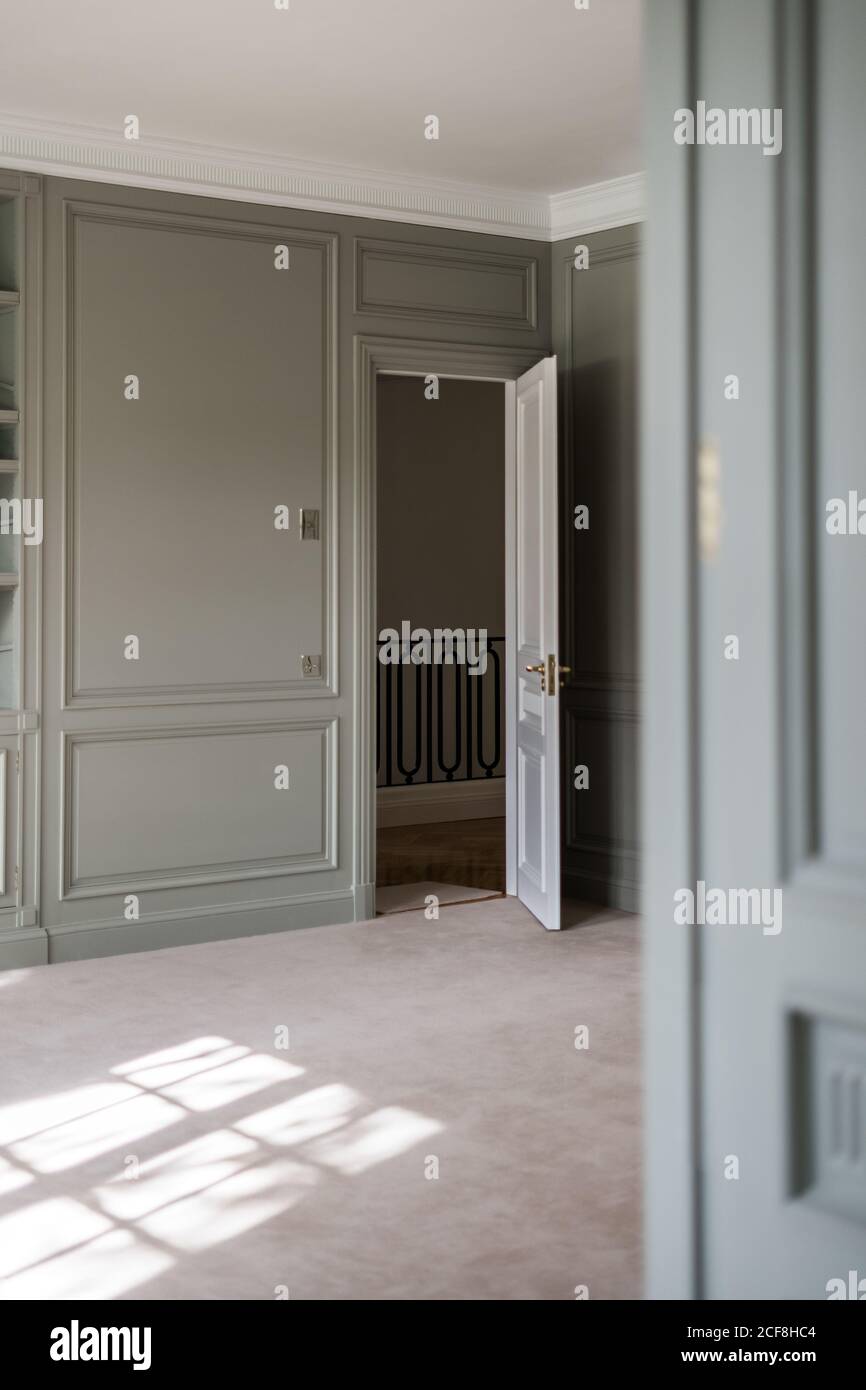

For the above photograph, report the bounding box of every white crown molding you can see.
[548,172,646,240]
[0,111,644,242]
[0,112,550,239]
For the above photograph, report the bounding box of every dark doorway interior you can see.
[375,374,506,913]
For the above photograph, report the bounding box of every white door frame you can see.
[352,335,546,921]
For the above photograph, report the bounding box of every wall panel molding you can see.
[557,231,640,681]
[555,225,641,915]
[355,236,538,330]
[61,717,337,899]
[61,198,339,707]
[563,696,640,912]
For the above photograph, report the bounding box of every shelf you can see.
[0,574,19,589]
[0,460,18,473]
[0,410,18,425]
[0,289,18,311]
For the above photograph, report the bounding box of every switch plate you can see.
[301,654,322,678]
[300,508,320,541]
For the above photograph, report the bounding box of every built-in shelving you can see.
[0,184,22,712]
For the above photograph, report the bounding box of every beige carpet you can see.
[0,898,640,1301]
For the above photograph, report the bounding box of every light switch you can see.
[300,508,320,541]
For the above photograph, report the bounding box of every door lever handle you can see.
[525,661,546,693]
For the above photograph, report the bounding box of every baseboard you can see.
[377,779,505,827]
[563,867,640,916]
[353,881,376,921]
[0,925,49,970]
[43,889,355,965]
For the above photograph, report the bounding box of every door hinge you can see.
[15,750,20,774]
[14,864,19,892]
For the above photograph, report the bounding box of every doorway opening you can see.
[353,336,558,928]
[375,374,507,915]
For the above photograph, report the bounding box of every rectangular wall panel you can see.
[553,227,640,911]
[65,203,336,705]
[355,237,538,330]
[63,720,336,896]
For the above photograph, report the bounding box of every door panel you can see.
[644,0,866,1298]
[696,0,866,1300]
[515,357,560,930]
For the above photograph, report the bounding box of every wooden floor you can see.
[376,816,506,891]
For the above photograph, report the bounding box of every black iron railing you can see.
[376,636,505,787]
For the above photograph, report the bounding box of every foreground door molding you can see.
[641,0,700,1299]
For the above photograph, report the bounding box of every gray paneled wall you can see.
[553,225,641,912]
[3,170,551,966]
[0,165,642,965]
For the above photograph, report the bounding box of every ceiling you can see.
[0,0,643,238]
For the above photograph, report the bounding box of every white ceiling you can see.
[0,0,643,236]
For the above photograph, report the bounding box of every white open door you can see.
[511,356,561,931]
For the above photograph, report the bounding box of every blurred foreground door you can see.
[644,0,866,1298]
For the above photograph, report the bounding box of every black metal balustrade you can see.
[376,636,505,787]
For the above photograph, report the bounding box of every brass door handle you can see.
[525,661,546,693]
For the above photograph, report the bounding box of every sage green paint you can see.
[20,172,551,966]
